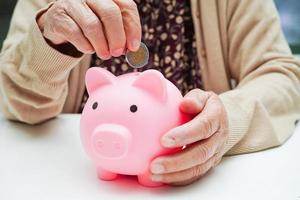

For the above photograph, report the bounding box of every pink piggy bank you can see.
[80,67,190,187]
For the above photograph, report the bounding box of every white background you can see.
[0,114,299,200]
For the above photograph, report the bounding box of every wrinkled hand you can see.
[150,89,229,186]
[37,0,141,59]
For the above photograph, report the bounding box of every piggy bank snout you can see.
[91,124,132,159]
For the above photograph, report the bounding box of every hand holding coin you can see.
[125,42,149,68]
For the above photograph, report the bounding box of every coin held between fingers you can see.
[125,42,149,68]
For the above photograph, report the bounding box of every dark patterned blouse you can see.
[80,0,202,112]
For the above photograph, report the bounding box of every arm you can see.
[148,0,300,186]
[221,0,300,155]
[0,0,142,125]
[0,0,85,124]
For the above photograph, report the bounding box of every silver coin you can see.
[125,42,149,68]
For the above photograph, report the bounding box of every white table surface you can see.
[0,114,299,200]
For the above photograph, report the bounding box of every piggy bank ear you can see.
[85,67,115,94]
[132,70,167,102]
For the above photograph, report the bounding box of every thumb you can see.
[180,89,208,114]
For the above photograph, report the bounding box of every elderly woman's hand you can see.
[37,0,141,59]
[150,89,229,186]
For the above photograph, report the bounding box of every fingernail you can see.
[111,48,123,57]
[151,163,165,174]
[151,175,163,182]
[163,127,186,147]
[99,53,111,60]
[162,135,177,147]
[131,39,140,51]
[83,49,95,54]
[184,96,198,105]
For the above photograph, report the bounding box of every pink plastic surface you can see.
[80,67,190,187]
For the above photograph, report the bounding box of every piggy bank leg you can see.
[97,167,117,181]
[138,172,163,187]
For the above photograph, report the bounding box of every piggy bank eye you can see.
[92,102,98,110]
[130,105,138,113]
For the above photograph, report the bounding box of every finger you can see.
[151,131,222,174]
[169,175,201,186]
[171,156,223,186]
[66,1,110,59]
[161,93,223,147]
[113,0,141,51]
[87,0,126,57]
[58,14,94,53]
[180,89,208,115]
[151,153,219,184]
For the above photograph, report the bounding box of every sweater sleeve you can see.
[0,0,85,124]
[221,0,300,155]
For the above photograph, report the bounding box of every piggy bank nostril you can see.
[96,140,104,149]
[113,141,122,150]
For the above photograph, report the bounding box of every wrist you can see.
[37,10,46,33]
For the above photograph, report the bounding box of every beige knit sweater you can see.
[0,0,299,155]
